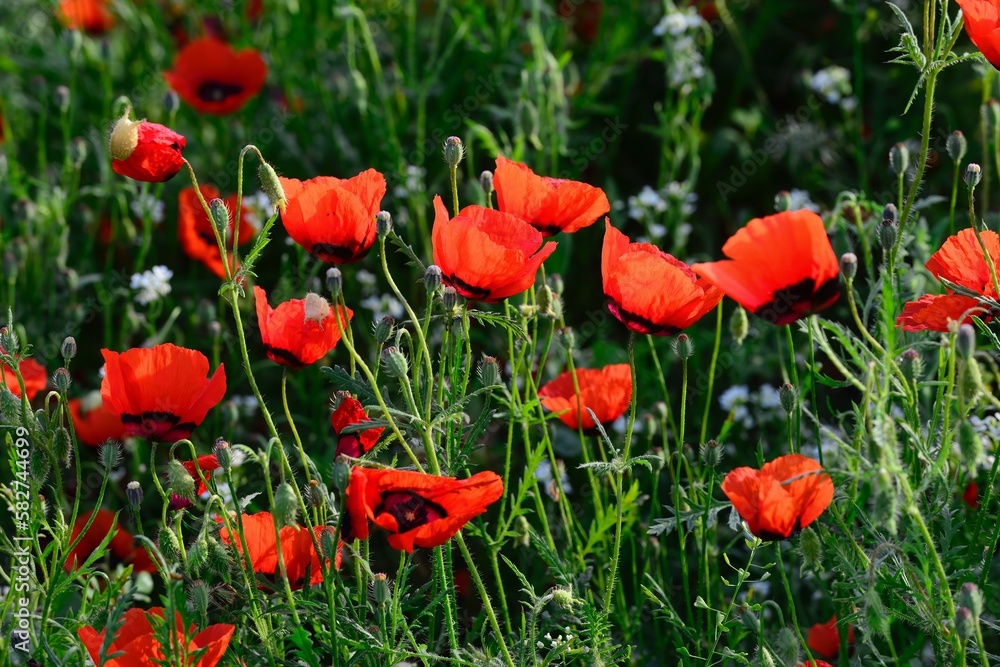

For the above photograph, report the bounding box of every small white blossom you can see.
[360,294,404,320]
[130,265,173,305]
[786,189,820,213]
[807,66,854,111]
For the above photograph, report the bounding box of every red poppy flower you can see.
[100,343,227,443]
[897,229,1000,332]
[957,0,1000,68]
[78,607,234,667]
[807,615,854,659]
[1,358,47,401]
[58,0,115,34]
[277,169,386,265]
[178,185,256,279]
[164,38,268,115]
[692,210,840,326]
[109,111,186,183]
[66,509,155,573]
[493,156,609,236]
[69,394,127,446]
[964,481,980,510]
[603,220,723,335]
[721,454,834,540]
[218,512,341,587]
[796,662,834,667]
[432,195,557,303]
[253,286,353,368]
[331,395,384,458]
[345,467,504,552]
[182,454,221,495]
[538,364,632,429]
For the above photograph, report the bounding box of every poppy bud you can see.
[376,210,393,237]
[889,142,909,176]
[799,525,822,569]
[879,218,897,251]
[882,203,898,225]
[258,162,287,213]
[187,535,209,575]
[326,267,343,298]
[840,252,858,280]
[189,580,210,618]
[966,163,983,189]
[127,480,143,509]
[443,136,464,168]
[730,306,749,345]
[774,627,800,666]
[213,438,232,472]
[549,273,564,295]
[332,460,351,491]
[955,607,975,641]
[560,327,576,350]
[54,85,70,112]
[959,421,983,469]
[98,441,121,471]
[959,582,984,618]
[779,383,798,414]
[672,333,694,360]
[274,482,298,528]
[373,572,391,606]
[519,304,539,319]
[480,170,494,195]
[758,646,777,667]
[61,336,77,361]
[478,355,501,388]
[53,367,71,394]
[957,323,976,359]
[553,587,575,609]
[320,527,339,560]
[424,265,443,294]
[168,459,196,500]
[381,346,409,379]
[441,286,460,313]
[900,349,922,382]
[738,604,760,634]
[309,480,327,509]
[774,190,791,212]
[1,326,20,355]
[374,316,395,344]
[70,137,88,168]
[163,90,180,114]
[699,440,722,468]
[209,198,230,240]
[53,427,72,467]
[537,284,554,316]
[947,131,967,163]
[158,526,181,562]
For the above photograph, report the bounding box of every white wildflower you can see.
[130,265,173,305]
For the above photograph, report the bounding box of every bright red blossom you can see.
[956,0,1000,68]
[178,185,255,279]
[493,156,609,236]
[346,468,504,552]
[100,344,227,443]
[692,210,840,325]
[218,512,341,587]
[110,115,186,183]
[66,509,155,573]
[331,395,385,458]
[603,220,723,335]
[432,195,557,303]
[721,454,834,540]
[69,394,127,446]
[897,229,1000,332]
[254,286,353,368]
[964,481,980,510]
[538,364,632,429]
[807,615,854,659]
[1,358,47,401]
[78,607,234,667]
[278,169,386,264]
[58,0,115,34]
[164,38,268,115]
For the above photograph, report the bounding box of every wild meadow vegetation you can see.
[2,0,1000,665]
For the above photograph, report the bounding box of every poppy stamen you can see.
[376,491,449,533]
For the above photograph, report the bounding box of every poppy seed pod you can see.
[840,252,858,280]
[443,136,464,167]
[381,346,409,379]
[672,333,694,360]
[424,265,443,294]
[889,142,909,176]
[126,480,143,509]
[209,198,230,240]
[274,482,299,528]
[168,459,196,500]
[376,210,392,237]
[258,162,287,213]
[374,316,395,344]
[779,383,798,414]
[480,170,494,194]
[966,163,983,188]
[61,336,77,361]
[947,130,968,163]
[326,268,343,298]
[774,190,792,212]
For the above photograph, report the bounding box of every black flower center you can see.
[196,81,245,103]
[375,491,448,533]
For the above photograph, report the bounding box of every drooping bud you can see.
[840,252,858,280]
[274,482,299,528]
[947,131,967,163]
[959,582,984,618]
[209,198,230,239]
[480,170,494,195]
[381,346,409,378]
[730,306,749,345]
[959,421,984,469]
[889,142,909,176]
[672,333,694,360]
[966,163,983,189]
[376,210,392,237]
[158,525,181,562]
[478,355,501,388]
[374,316,395,344]
[326,267,342,298]
[738,604,760,634]
[957,323,976,359]
[108,107,140,161]
[774,627,800,666]
[758,646,777,667]
[443,136,465,168]
[61,336,77,361]
[699,440,722,468]
[213,438,232,472]
[424,265,443,294]
[127,480,143,509]
[373,572,391,606]
[258,162,287,213]
[799,526,822,570]
[774,190,791,212]
[168,459,196,500]
[779,383,798,415]
[99,441,122,471]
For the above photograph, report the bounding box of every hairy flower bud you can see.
[158,525,181,562]
[168,459,196,500]
[774,627,800,666]
[879,218,897,251]
[213,438,232,472]
[189,579,210,617]
[966,163,983,189]
[109,107,140,161]
[376,210,392,237]
[320,527,339,561]
[900,349,922,382]
[672,333,694,360]
[373,572,390,606]
[957,323,976,359]
[799,526,822,570]
[441,286,460,313]
[332,460,351,491]
[779,383,798,415]
[381,346,409,379]
[840,252,858,280]
[443,136,464,168]
[889,142,909,176]
[730,305,749,345]
[274,482,298,528]
[699,440,722,468]
[480,170,494,195]
[537,284,554,316]
[258,162,287,213]
[947,130,967,163]
[959,421,984,469]
[882,203,898,225]
[553,587,575,609]
[53,367,71,394]
[61,336,77,361]
[209,198,230,240]
[99,441,122,471]
[955,607,975,641]
[374,316,395,344]
[738,604,760,634]
[478,355,501,388]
